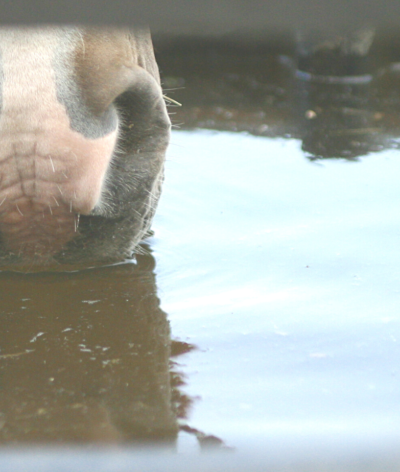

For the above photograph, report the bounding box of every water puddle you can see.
[154,130,400,451]
[2,31,400,470]
[1,128,400,468]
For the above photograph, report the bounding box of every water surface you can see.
[153,129,400,454]
[2,32,400,467]
[0,128,400,469]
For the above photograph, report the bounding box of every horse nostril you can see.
[0,26,170,268]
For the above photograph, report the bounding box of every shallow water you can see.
[2,32,400,467]
[1,128,400,468]
[153,130,400,453]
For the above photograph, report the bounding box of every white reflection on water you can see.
[152,130,400,446]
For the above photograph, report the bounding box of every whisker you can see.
[162,87,185,92]
[74,213,80,232]
[49,156,55,173]
[15,204,23,216]
[163,95,182,107]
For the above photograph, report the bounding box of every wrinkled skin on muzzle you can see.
[0,26,170,269]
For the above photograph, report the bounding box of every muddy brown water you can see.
[2,33,400,470]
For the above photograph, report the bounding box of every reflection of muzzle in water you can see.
[0,253,182,444]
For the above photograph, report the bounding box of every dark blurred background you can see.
[0,0,397,36]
